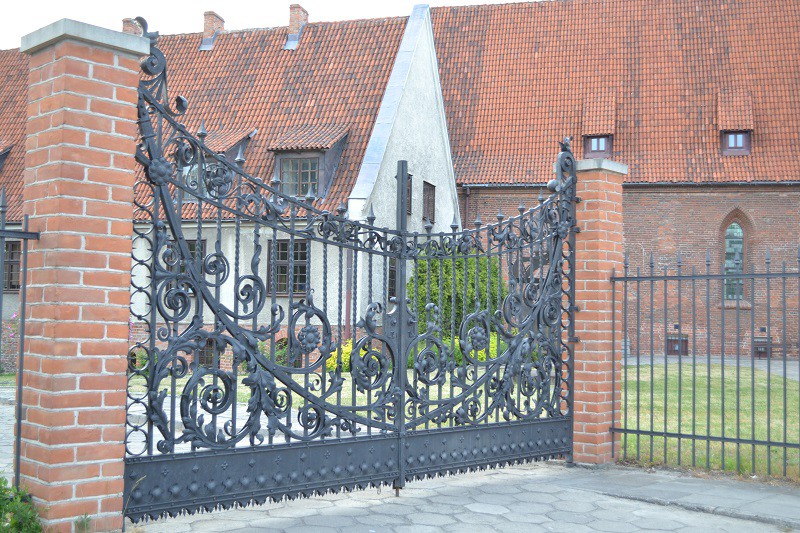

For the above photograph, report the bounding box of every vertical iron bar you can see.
[782,261,787,477]
[750,262,756,473]
[691,265,697,467]
[622,255,629,460]
[393,161,409,491]
[706,251,711,469]
[766,251,772,476]
[677,254,682,465]
[720,258,726,471]
[663,263,668,460]
[14,215,31,490]
[636,266,641,461]
[649,253,655,463]
[735,252,741,473]
[611,269,616,459]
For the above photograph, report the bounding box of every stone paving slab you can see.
[126,463,799,532]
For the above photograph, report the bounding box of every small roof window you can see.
[584,135,612,158]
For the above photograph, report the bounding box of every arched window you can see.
[724,222,744,300]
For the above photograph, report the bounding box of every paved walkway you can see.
[1,386,799,531]
[130,462,800,532]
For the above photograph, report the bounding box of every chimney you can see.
[288,4,308,35]
[122,18,142,36]
[204,11,225,38]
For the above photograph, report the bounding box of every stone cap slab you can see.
[553,158,629,176]
[21,18,150,56]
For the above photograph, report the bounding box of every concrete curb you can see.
[597,491,800,530]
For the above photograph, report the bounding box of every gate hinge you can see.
[573,226,581,234]
[574,196,582,204]
[569,336,580,343]
[571,305,580,313]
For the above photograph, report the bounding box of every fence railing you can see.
[0,188,40,489]
[611,251,800,478]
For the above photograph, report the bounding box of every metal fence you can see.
[124,20,578,521]
[0,188,39,489]
[611,251,800,478]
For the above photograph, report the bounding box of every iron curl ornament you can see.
[125,20,578,522]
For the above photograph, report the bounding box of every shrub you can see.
[0,477,41,532]
[407,256,507,335]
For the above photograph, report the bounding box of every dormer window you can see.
[584,135,612,158]
[281,157,319,197]
[269,123,350,200]
[722,131,751,156]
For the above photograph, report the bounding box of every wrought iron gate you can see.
[124,20,578,521]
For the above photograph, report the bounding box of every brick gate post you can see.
[20,20,147,532]
[571,159,628,464]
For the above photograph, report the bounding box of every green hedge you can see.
[407,256,507,335]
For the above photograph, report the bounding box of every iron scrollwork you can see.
[126,20,577,522]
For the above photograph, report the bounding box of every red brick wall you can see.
[21,26,145,532]
[571,168,625,464]
[622,186,800,361]
[623,185,800,269]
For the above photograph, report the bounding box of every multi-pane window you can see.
[722,131,751,155]
[273,240,308,294]
[3,241,21,291]
[724,222,744,300]
[198,339,217,368]
[584,135,612,157]
[281,158,318,197]
[388,258,397,299]
[423,182,436,223]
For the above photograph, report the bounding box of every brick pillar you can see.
[20,20,148,532]
[571,159,628,464]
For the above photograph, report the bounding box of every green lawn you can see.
[619,363,800,479]
[0,373,16,387]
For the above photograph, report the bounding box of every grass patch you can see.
[620,363,800,479]
[0,373,16,387]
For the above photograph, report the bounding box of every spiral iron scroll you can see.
[127,19,576,461]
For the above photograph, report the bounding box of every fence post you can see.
[571,159,628,464]
[20,19,147,531]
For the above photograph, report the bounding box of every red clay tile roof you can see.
[718,89,754,132]
[431,0,800,185]
[0,49,29,221]
[153,17,405,209]
[269,123,350,151]
[582,94,616,136]
[204,127,257,153]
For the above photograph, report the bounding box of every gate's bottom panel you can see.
[404,417,571,481]
[124,417,571,522]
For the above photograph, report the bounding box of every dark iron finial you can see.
[367,204,376,225]
[0,187,7,213]
[473,214,482,228]
[424,220,433,233]
[450,214,459,233]
[496,210,504,222]
[337,203,347,217]
[518,202,525,215]
[198,119,207,139]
